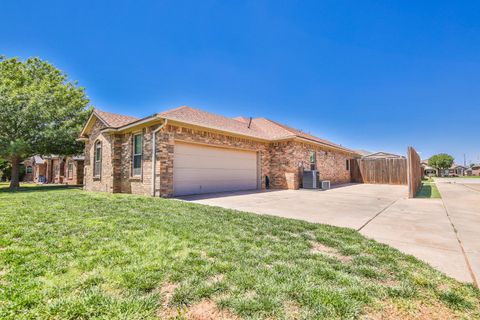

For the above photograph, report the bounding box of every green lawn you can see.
[450,176,480,178]
[416,178,442,199]
[1,184,479,319]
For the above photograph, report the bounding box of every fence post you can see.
[407,146,421,198]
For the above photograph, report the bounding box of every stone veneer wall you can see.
[83,118,354,197]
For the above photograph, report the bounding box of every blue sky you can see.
[1,1,479,163]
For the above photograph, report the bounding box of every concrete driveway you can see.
[434,178,480,285]
[180,182,479,283]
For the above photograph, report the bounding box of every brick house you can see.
[78,107,359,197]
[22,159,34,182]
[64,155,85,185]
[25,155,84,185]
[24,155,47,183]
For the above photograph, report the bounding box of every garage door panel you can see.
[174,168,257,180]
[174,157,257,170]
[174,142,258,196]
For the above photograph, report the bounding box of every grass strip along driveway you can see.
[416,178,441,199]
[0,185,479,319]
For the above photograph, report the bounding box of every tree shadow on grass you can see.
[0,184,82,193]
[416,184,433,198]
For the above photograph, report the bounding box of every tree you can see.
[0,56,91,189]
[428,153,454,177]
[0,159,11,181]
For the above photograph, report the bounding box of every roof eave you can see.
[293,136,358,155]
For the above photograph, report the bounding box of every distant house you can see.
[21,159,35,182]
[24,155,85,185]
[355,149,373,157]
[362,152,405,159]
[64,155,85,185]
[421,160,438,177]
[442,164,467,177]
[24,155,47,183]
[466,164,480,176]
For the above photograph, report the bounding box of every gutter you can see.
[151,118,168,196]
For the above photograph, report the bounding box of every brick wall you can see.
[268,140,353,189]
[33,163,46,183]
[23,160,34,182]
[51,158,65,184]
[64,156,85,185]
[83,119,115,192]
[157,124,270,197]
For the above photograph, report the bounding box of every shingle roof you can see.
[159,106,271,140]
[32,155,45,164]
[159,106,355,153]
[95,109,139,128]
[362,152,405,159]
[253,118,350,151]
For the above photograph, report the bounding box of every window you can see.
[54,164,59,176]
[26,166,32,174]
[132,133,142,176]
[309,151,316,170]
[346,159,350,171]
[94,141,102,177]
[67,161,73,179]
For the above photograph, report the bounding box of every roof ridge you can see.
[93,108,139,128]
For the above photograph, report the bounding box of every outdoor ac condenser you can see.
[321,180,331,190]
[302,170,320,189]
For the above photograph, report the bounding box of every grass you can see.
[416,178,442,199]
[1,183,479,319]
[446,176,480,178]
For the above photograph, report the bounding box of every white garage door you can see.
[173,142,258,196]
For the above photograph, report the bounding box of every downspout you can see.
[151,119,168,196]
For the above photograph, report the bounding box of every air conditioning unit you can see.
[321,180,331,190]
[303,170,319,189]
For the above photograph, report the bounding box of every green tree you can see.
[0,56,91,189]
[0,159,11,181]
[428,153,454,177]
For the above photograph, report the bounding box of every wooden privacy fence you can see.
[350,146,422,198]
[407,146,422,198]
[351,158,407,185]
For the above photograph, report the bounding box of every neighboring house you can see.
[27,155,47,183]
[421,160,438,177]
[24,155,85,185]
[47,155,65,184]
[362,152,405,159]
[22,159,34,182]
[78,107,359,197]
[466,164,480,176]
[446,164,467,177]
[354,149,373,157]
[64,155,85,185]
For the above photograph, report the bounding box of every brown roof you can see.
[159,106,271,140]
[95,109,139,128]
[254,118,350,151]
[159,106,355,153]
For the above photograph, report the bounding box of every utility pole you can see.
[464,153,467,167]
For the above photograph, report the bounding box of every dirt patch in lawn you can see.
[158,283,238,320]
[283,300,301,319]
[309,240,352,262]
[364,300,457,320]
[207,274,224,284]
[158,299,239,320]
